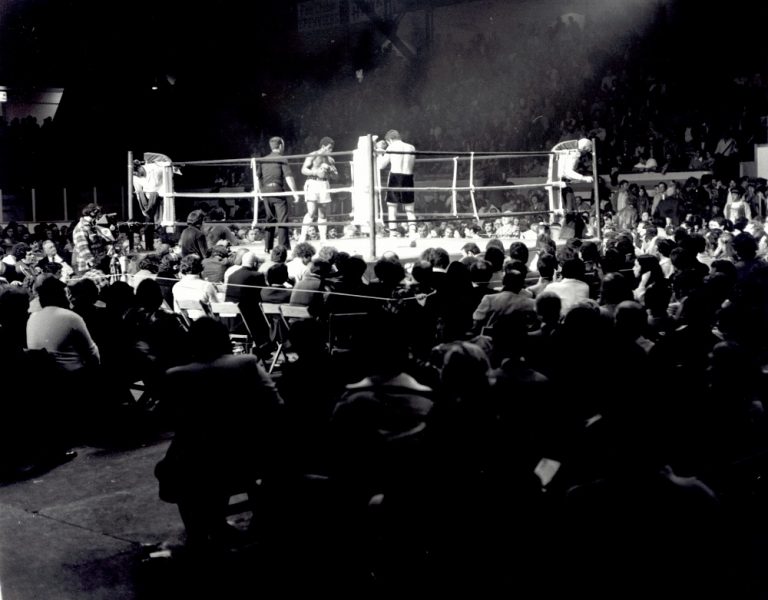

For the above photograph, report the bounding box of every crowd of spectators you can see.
[286,8,766,185]
[4,2,768,594]
[4,188,768,592]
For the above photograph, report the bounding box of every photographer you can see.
[72,204,115,275]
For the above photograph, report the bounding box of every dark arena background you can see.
[1,0,768,598]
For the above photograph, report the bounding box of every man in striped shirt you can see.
[72,203,112,274]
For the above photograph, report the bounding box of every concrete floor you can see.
[0,436,185,600]
[0,430,373,600]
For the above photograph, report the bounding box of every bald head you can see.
[241,252,258,269]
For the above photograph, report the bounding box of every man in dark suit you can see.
[226,251,268,347]
[155,318,284,551]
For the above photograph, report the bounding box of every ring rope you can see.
[382,210,553,226]
[376,182,560,193]
[376,149,555,158]
[175,149,356,167]
[152,145,567,239]
[166,186,355,199]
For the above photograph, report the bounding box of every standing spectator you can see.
[179,210,208,259]
[723,186,751,224]
[71,204,113,275]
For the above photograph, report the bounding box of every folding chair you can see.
[176,298,212,328]
[279,304,311,322]
[327,312,369,356]
[210,301,254,354]
[260,302,288,374]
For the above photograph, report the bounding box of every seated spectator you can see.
[472,269,535,333]
[127,278,191,399]
[26,276,100,373]
[0,286,76,477]
[172,255,219,320]
[469,259,495,306]
[290,258,332,313]
[155,318,284,552]
[543,257,589,314]
[38,240,74,282]
[156,252,180,309]
[222,247,251,284]
[369,257,407,300]
[330,314,433,502]
[5,243,37,289]
[201,245,232,284]
[527,253,557,298]
[131,254,161,289]
[261,263,293,304]
[287,242,316,283]
[259,244,289,275]
[325,255,372,315]
[278,319,345,473]
[461,242,482,258]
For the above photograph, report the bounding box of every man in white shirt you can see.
[543,258,590,314]
[172,255,219,321]
[377,130,417,237]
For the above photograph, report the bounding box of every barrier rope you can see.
[68,272,437,304]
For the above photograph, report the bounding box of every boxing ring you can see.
[127,136,601,261]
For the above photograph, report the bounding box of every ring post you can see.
[250,157,260,228]
[451,156,458,216]
[127,151,134,221]
[469,151,477,219]
[591,138,600,240]
[547,151,555,219]
[368,134,377,259]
